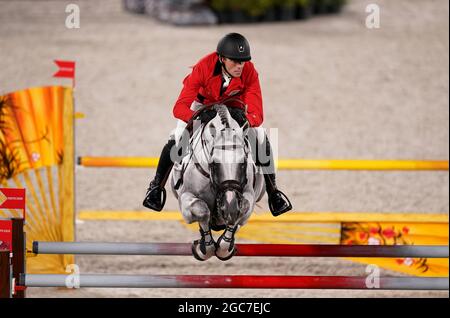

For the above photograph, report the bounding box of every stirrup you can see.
[143,185,167,212]
[268,190,292,217]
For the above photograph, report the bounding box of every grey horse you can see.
[171,104,265,261]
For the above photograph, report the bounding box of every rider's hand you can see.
[197,109,217,124]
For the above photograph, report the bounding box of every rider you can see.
[143,32,292,216]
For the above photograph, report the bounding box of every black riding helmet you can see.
[216,33,251,62]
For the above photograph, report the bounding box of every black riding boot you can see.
[256,135,292,216]
[263,172,292,216]
[143,139,176,211]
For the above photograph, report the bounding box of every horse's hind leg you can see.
[180,192,216,261]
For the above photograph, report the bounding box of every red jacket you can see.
[173,52,263,127]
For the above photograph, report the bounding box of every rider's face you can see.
[222,57,245,78]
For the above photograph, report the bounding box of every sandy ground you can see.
[0,0,448,298]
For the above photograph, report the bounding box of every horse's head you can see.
[206,105,250,223]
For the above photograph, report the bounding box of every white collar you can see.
[222,71,232,86]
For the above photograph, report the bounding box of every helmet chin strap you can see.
[219,56,234,78]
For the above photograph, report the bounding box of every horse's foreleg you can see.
[215,190,254,261]
[192,222,216,261]
[180,192,216,261]
[215,224,239,261]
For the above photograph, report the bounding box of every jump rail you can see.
[77,157,449,171]
[32,242,449,258]
[20,274,449,290]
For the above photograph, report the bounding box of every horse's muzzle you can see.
[216,180,245,222]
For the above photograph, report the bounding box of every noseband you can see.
[217,179,244,194]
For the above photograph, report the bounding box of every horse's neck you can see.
[190,123,212,168]
[190,116,249,167]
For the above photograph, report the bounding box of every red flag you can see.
[53,60,76,87]
[0,188,26,212]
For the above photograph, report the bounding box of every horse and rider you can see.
[143,33,292,260]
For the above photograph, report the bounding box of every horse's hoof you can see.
[191,239,216,261]
[215,246,237,261]
[215,236,237,261]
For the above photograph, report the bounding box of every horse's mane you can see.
[215,104,231,129]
